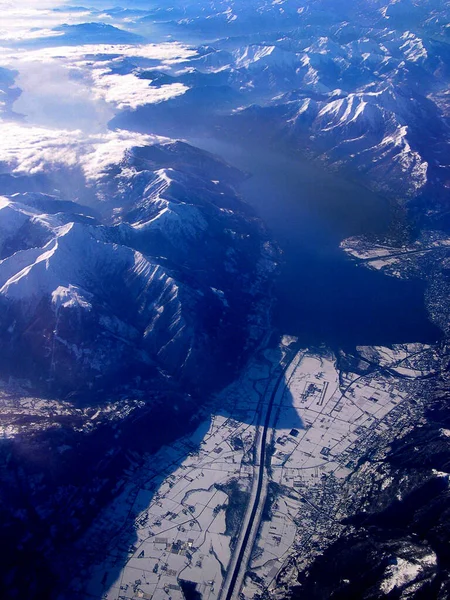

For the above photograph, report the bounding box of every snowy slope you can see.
[0,141,276,394]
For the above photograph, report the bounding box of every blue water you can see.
[189,136,441,347]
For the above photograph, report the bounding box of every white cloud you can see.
[0,4,95,43]
[0,0,197,125]
[0,29,65,43]
[0,1,65,6]
[0,121,169,181]
[1,42,195,129]
[91,69,188,110]
[0,42,197,64]
[12,60,115,132]
[0,6,194,186]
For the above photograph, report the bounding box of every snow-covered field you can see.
[73,338,440,600]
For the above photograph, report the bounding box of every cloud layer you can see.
[1,42,195,129]
[0,122,168,181]
[0,3,196,191]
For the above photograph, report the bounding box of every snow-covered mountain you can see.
[1,2,449,599]
[50,22,145,45]
[0,141,276,395]
[269,82,434,198]
[9,0,444,216]
[107,0,450,215]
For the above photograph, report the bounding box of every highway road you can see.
[221,346,299,600]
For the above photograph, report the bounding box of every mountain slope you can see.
[0,141,277,396]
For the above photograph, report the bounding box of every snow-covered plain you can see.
[75,339,441,600]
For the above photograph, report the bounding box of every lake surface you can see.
[189,135,441,348]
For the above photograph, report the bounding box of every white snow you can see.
[235,45,297,70]
[381,553,437,594]
[51,285,92,310]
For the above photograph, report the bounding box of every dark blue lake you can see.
[189,136,441,348]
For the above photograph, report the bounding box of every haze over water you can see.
[190,135,441,348]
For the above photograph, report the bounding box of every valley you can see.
[75,337,440,600]
[0,1,449,599]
